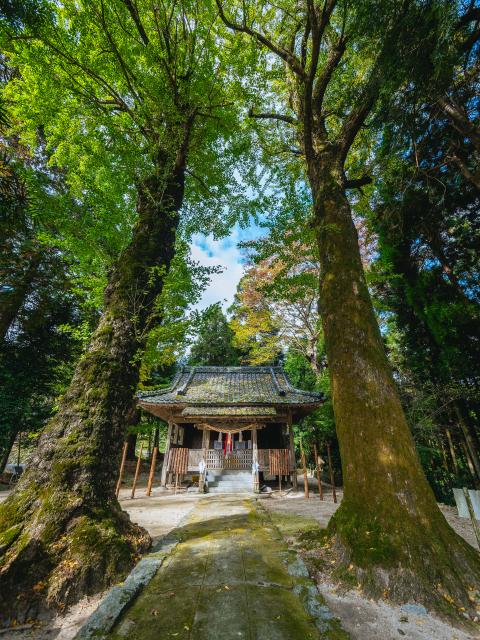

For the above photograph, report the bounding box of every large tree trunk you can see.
[309,157,480,611]
[0,159,185,622]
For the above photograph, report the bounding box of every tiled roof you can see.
[181,406,278,417]
[138,366,324,407]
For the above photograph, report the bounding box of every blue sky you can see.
[190,221,263,313]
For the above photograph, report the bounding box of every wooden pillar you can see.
[300,436,309,498]
[131,443,143,499]
[115,441,128,498]
[314,443,323,500]
[288,413,297,490]
[161,420,173,487]
[326,441,337,503]
[146,446,158,497]
[199,426,209,492]
[252,426,259,493]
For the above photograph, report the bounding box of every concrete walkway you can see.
[106,495,345,640]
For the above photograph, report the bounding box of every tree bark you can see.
[126,432,138,461]
[0,430,17,475]
[309,156,480,610]
[446,428,460,475]
[0,251,41,340]
[0,155,186,621]
[453,400,480,485]
[438,97,480,152]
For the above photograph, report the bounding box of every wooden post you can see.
[115,441,128,498]
[463,487,480,549]
[161,420,173,487]
[314,443,323,500]
[131,443,143,499]
[199,427,209,493]
[252,426,259,493]
[326,441,337,503]
[300,436,309,498]
[146,446,158,497]
[288,414,297,490]
[446,428,459,475]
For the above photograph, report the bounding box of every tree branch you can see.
[344,174,372,190]
[339,0,411,163]
[248,108,298,125]
[312,36,346,113]
[120,0,150,46]
[215,0,305,78]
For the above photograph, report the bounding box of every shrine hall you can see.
[137,366,324,493]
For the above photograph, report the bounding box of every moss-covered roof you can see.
[181,406,278,417]
[138,366,324,408]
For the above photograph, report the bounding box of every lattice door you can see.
[269,449,291,475]
[169,447,189,474]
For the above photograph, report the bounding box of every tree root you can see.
[0,500,150,624]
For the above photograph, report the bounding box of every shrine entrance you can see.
[137,365,324,493]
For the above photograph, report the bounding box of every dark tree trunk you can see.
[126,433,138,461]
[424,229,472,303]
[308,156,480,611]
[0,157,186,621]
[0,251,41,340]
[453,400,480,485]
[0,430,17,474]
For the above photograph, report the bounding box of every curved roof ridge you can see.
[137,365,324,407]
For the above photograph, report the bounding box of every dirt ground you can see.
[1,481,480,639]
[264,489,480,640]
[0,485,201,640]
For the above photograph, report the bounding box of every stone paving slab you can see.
[105,495,347,640]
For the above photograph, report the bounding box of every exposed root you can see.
[0,500,150,624]
[323,500,480,623]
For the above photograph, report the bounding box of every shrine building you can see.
[137,366,324,493]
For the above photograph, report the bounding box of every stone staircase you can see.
[206,469,253,494]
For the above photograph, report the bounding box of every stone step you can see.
[208,490,251,494]
[211,482,252,489]
[209,479,252,485]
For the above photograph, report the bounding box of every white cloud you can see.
[190,229,245,313]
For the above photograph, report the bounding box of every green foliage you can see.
[140,242,220,380]
[0,253,85,468]
[189,303,240,367]
[283,349,340,478]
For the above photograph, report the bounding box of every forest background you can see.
[1,0,480,620]
[1,0,479,508]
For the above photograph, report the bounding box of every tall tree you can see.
[0,1,247,619]
[217,0,480,610]
[189,303,239,366]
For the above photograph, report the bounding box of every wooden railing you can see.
[188,448,272,471]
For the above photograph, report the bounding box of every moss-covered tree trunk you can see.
[0,155,186,622]
[309,155,480,612]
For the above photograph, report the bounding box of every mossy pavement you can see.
[105,495,348,640]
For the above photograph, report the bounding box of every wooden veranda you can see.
[138,366,324,493]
